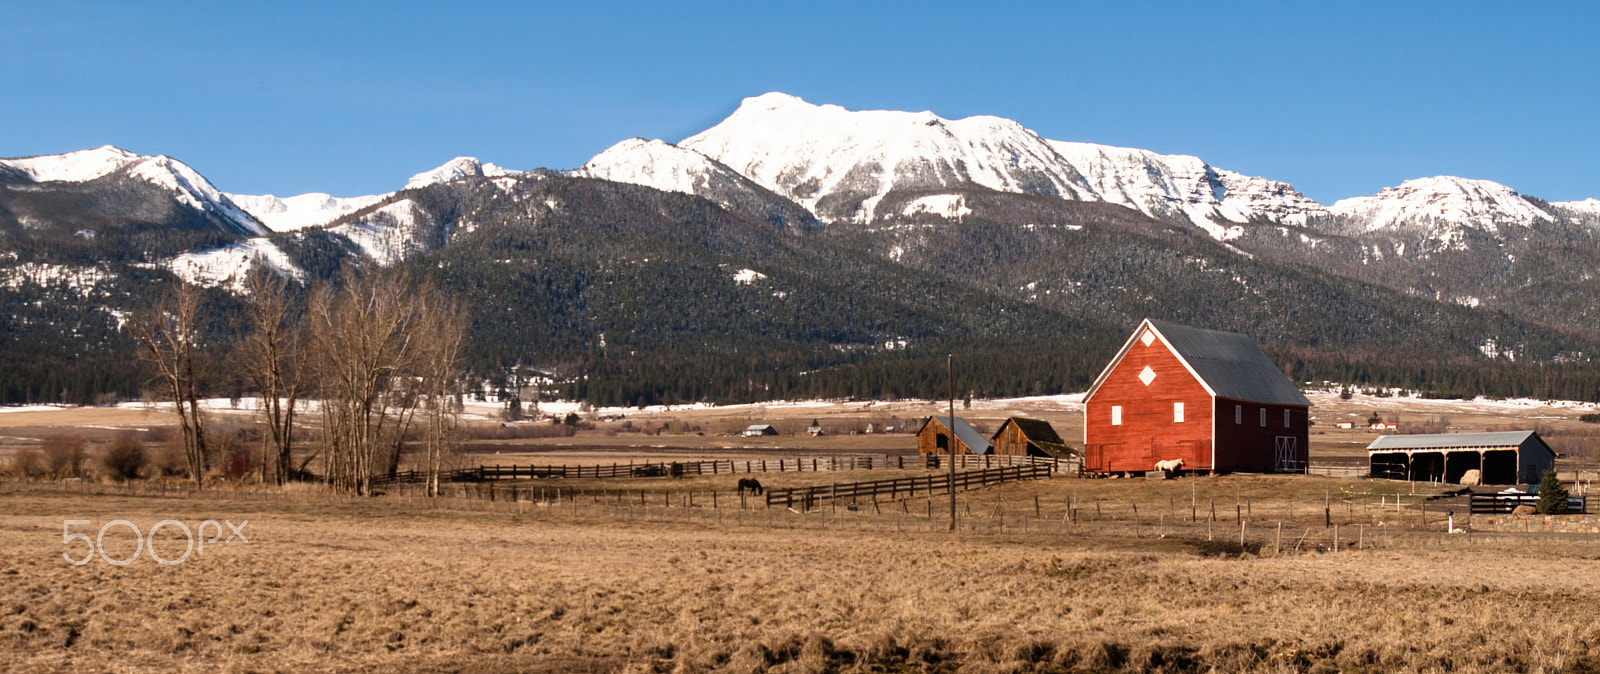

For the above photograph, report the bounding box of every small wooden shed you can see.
[917,416,991,456]
[742,424,778,437]
[1367,431,1554,484]
[990,417,1075,458]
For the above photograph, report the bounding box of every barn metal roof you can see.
[1367,431,1540,452]
[926,416,993,455]
[1146,320,1311,407]
[997,417,1065,445]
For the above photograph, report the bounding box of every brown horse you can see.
[737,478,764,495]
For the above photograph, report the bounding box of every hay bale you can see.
[1512,504,1536,516]
[1459,469,1481,486]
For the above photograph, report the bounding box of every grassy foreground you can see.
[2,478,1599,673]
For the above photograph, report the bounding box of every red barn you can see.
[1082,319,1311,475]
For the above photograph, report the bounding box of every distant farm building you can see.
[1371,421,1398,431]
[1367,431,1554,484]
[917,416,991,455]
[990,417,1075,458]
[743,424,778,437]
[1083,319,1312,475]
[806,425,825,436]
[1335,421,1355,429]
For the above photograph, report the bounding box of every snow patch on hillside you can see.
[328,199,430,265]
[732,268,766,285]
[902,194,972,219]
[163,239,304,291]
[0,263,113,293]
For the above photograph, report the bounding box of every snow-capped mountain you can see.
[671,93,1331,234]
[0,146,266,237]
[225,192,388,232]
[403,157,519,190]
[1328,176,1554,237]
[575,138,818,230]
[678,93,1096,224]
[227,157,516,234]
[1045,141,1329,238]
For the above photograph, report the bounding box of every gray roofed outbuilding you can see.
[924,416,992,455]
[1367,431,1554,484]
[1368,431,1540,450]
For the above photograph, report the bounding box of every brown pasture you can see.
[3,469,1600,673]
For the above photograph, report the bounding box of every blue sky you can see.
[4,1,1596,204]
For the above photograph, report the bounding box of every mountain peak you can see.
[0,145,142,183]
[734,91,814,113]
[1330,175,1552,233]
[404,157,519,190]
[682,95,1091,223]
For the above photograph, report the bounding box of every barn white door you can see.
[1274,436,1300,472]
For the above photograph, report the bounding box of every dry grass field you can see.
[4,392,1600,672]
[4,472,1600,673]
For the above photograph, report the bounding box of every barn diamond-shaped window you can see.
[1140,330,1156,347]
[1138,365,1156,386]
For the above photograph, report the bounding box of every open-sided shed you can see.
[1367,431,1554,484]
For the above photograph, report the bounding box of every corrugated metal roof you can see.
[1367,431,1537,451]
[929,416,992,455]
[1149,320,1312,407]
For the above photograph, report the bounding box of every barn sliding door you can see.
[1274,436,1301,473]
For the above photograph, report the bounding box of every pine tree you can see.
[1536,469,1569,515]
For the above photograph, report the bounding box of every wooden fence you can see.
[1469,493,1588,514]
[372,454,1077,487]
[765,464,1053,509]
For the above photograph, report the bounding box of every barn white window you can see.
[1260,408,1267,427]
[1111,406,1122,426]
[1173,402,1184,423]
[1284,409,1292,428]
[1235,405,1242,424]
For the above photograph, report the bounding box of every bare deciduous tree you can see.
[240,265,304,485]
[307,266,465,495]
[416,286,467,496]
[130,282,210,487]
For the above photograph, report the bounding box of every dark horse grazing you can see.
[737,478,764,495]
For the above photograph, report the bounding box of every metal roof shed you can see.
[1367,431,1554,485]
[917,416,992,456]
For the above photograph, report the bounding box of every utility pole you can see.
[948,354,957,532]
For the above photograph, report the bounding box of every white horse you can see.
[1154,458,1185,476]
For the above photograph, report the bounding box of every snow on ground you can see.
[731,268,766,285]
[901,194,972,219]
[11,389,1593,425]
[1302,389,1600,414]
[0,405,78,414]
[1,263,113,293]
